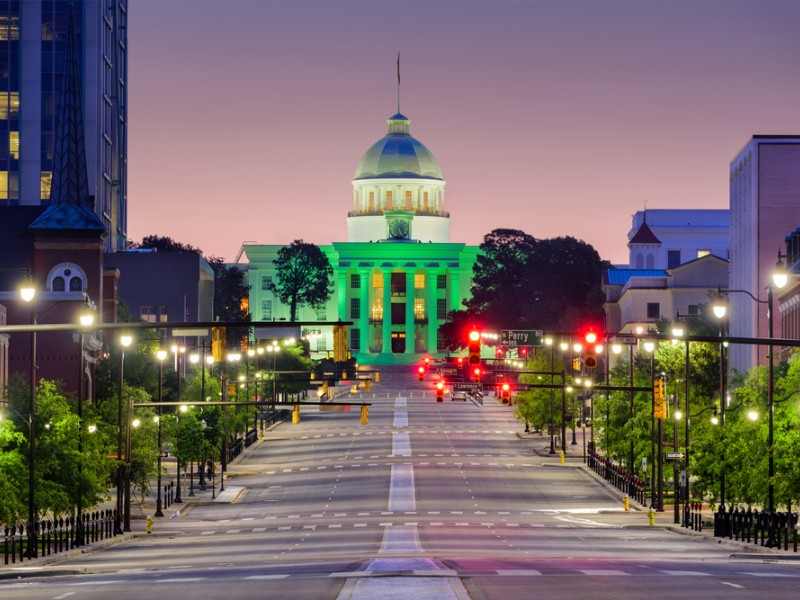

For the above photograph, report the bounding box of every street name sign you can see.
[613,335,638,345]
[453,382,482,393]
[665,452,685,461]
[500,329,543,348]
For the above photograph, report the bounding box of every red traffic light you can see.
[457,357,464,366]
[468,329,481,342]
[502,383,510,392]
[473,367,481,376]
[418,366,424,374]
[436,381,444,390]
[585,331,598,345]
[424,357,430,365]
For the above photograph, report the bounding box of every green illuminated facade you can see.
[239,112,479,364]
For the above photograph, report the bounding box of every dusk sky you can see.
[127,0,800,265]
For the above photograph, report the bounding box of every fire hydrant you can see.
[648,505,655,526]
[146,516,153,534]
[623,495,630,512]
[559,451,565,465]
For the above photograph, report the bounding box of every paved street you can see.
[2,368,799,599]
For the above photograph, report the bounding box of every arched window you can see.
[635,254,644,269]
[646,253,655,269]
[46,262,88,293]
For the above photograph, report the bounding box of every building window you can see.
[667,250,681,269]
[371,298,383,321]
[159,306,169,323]
[391,303,405,325]
[414,273,425,289]
[262,299,272,320]
[414,298,425,320]
[261,275,272,291]
[391,272,405,296]
[368,191,375,211]
[350,298,361,319]
[46,263,87,293]
[350,274,361,289]
[53,276,65,291]
[697,249,711,259]
[423,191,429,212]
[688,304,699,315]
[646,303,660,320]
[386,190,393,209]
[350,328,361,352]
[140,306,157,323]
[437,298,447,320]
[373,271,383,288]
[437,274,447,289]
[315,305,326,320]
[405,190,412,210]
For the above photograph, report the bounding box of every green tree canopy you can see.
[268,240,334,322]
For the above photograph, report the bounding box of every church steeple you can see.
[49,4,91,209]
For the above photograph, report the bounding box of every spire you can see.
[49,4,91,209]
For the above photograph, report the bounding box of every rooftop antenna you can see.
[396,52,401,114]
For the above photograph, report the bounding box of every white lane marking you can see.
[722,582,745,589]
[245,575,290,580]
[496,570,543,576]
[154,578,207,583]
[389,464,416,512]
[393,411,408,428]
[54,594,77,599]
[580,570,630,576]
[395,398,407,409]
[741,572,799,578]
[392,432,412,457]
[659,570,710,576]
[253,527,266,533]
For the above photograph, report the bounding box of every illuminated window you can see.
[414,298,425,320]
[159,307,169,323]
[386,191,392,210]
[371,298,383,320]
[697,249,711,259]
[0,171,7,200]
[41,172,52,201]
[405,190,412,210]
[373,271,383,288]
[368,192,374,211]
[140,306,157,323]
[414,273,425,289]
[423,192,429,211]
[0,92,19,119]
[9,132,18,159]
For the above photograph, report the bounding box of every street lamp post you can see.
[171,344,185,504]
[19,274,36,558]
[115,333,132,534]
[155,349,167,517]
[644,340,658,509]
[75,303,95,546]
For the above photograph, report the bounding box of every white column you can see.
[427,270,439,354]
[381,269,392,356]
[405,270,415,355]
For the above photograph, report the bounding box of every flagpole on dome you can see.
[396,52,401,115]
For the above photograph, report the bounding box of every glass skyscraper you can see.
[0,0,127,250]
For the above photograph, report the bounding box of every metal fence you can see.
[587,449,648,506]
[3,509,119,565]
[713,506,799,552]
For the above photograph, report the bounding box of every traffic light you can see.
[333,323,348,362]
[360,405,369,425]
[365,379,372,392]
[457,356,464,368]
[654,378,667,419]
[212,326,226,362]
[501,383,510,405]
[583,330,599,369]
[519,347,529,359]
[572,357,581,371]
[418,366,425,381]
[473,367,482,382]
[496,347,505,358]
[436,381,444,402]
[424,357,431,368]
[467,329,481,366]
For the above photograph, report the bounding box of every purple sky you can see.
[127,0,800,265]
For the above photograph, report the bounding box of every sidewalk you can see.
[518,429,798,556]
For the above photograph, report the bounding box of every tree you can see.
[441,229,609,349]
[268,240,334,322]
[131,235,203,255]
[207,256,251,348]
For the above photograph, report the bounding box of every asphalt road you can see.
[3,371,798,599]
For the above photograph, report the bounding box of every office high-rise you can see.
[0,0,127,250]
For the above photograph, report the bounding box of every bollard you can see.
[623,496,630,512]
[648,505,656,526]
[145,516,153,534]
[559,451,565,465]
